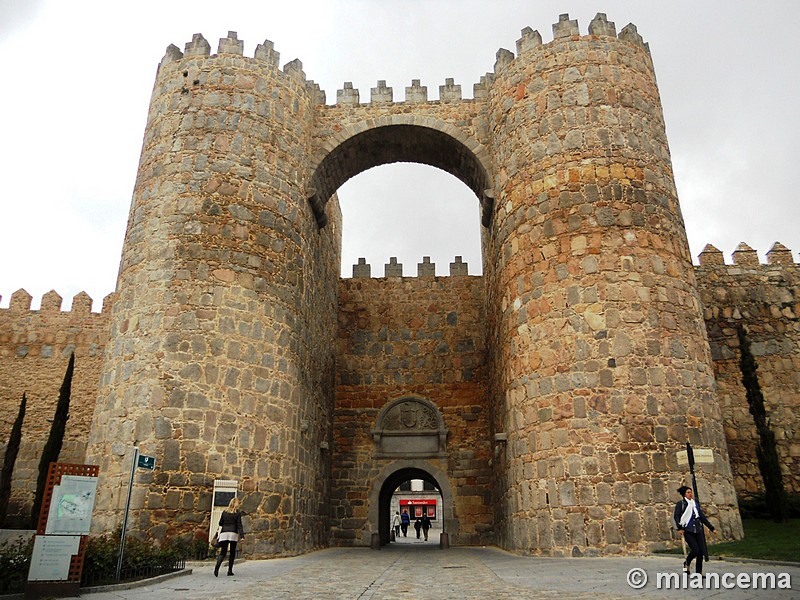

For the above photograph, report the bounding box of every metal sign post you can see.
[686,442,709,561]
[687,442,697,500]
[116,447,139,584]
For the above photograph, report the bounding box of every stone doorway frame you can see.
[369,460,456,547]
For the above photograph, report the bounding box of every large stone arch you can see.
[307,115,495,227]
[368,460,457,547]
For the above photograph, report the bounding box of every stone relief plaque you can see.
[384,400,439,431]
[372,397,447,458]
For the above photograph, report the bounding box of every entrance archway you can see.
[307,119,495,227]
[337,163,483,278]
[370,460,456,546]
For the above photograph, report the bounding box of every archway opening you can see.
[378,467,443,546]
[337,163,482,278]
[308,123,494,228]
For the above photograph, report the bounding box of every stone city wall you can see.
[1,248,799,537]
[0,290,111,526]
[696,242,800,496]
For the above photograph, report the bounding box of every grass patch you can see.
[661,519,800,562]
[708,519,800,562]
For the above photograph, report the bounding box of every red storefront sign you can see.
[399,499,437,518]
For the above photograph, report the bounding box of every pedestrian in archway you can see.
[421,514,432,541]
[400,509,410,537]
[414,516,422,540]
[214,497,245,577]
[392,511,401,538]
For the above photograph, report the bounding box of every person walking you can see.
[421,514,432,541]
[673,485,715,574]
[400,509,410,537]
[214,497,245,577]
[414,516,422,540]
[392,511,401,538]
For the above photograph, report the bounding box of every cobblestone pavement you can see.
[82,536,800,600]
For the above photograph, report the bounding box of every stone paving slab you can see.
[81,541,800,600]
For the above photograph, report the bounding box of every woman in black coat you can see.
[214,497,245,577]
[673,485,715,574]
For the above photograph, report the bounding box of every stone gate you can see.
[2,12,764,558]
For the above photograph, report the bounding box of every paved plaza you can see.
[80,533,799,600]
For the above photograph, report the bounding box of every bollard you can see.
[439,532,449,549]
[370,532,381,549]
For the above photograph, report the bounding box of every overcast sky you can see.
[1,1,798,310]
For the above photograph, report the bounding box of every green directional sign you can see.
[137,454,156,470]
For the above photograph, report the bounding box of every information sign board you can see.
[137,454,156,470]
[45,475,98,535]
[677,448,714,466]
[28,535,81,581]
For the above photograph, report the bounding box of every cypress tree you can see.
[737,325,789,522]
[31,353,75,528]
[0,393,26,526]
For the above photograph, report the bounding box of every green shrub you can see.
[0,536,33,594]
[82,528,192,586]
[0,529,195,591]
[82,529,124,586]
[738,492,800,519]
[188,530,213,560]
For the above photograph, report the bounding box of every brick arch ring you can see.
[306,114,495,228]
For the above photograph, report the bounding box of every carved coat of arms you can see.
[385,400,438,430]
[373,396,447,457]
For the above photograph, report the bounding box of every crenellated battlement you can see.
[335,12,649,105]
[156,13,650,109]
[159,31,326,103]
[697,242,797,268]
[349,256,472,279]
[1,288,114,314]
[0,289,112,360]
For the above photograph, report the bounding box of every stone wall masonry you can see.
[2,249,798,539]
[333,274,493,545]
[82,32,341,557]
[480,14,741,555]
[696,243,800,496]
[0,289,111,525]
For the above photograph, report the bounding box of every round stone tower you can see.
[85,32,340,555]
[482,14,742,555]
